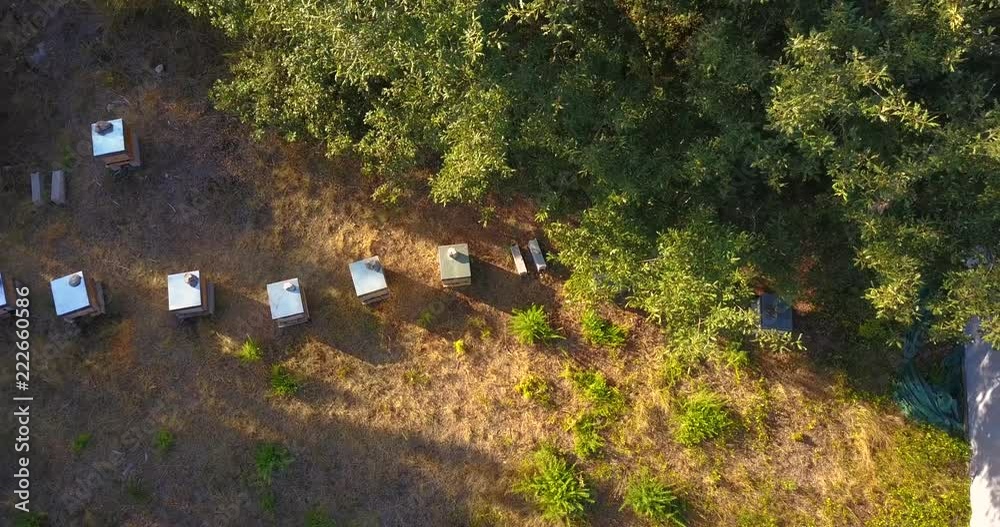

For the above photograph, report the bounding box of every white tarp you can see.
[965,316,1000,527]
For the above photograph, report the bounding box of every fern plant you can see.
[674,391,734,446]
[622,471,686,526]
[580,309,628,349]
[514,445,593,523]
[269,365,301,397]
[510,304,564,345]
[238,336,263,363]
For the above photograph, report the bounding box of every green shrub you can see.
[238,337,263,363]
[564,369,626,458]
[514,445,593,523]
[453,339,467,357]
[72,433,92,453]
[674,391,734,446]
[565,369,625,414]
[255,443,293,485]
[125,478,151,504]
[568,412,605,459]
[580,310,627,349]
[515,374,553,406]
[510,305,564,345]
[270,365,301,397]
[305,508,336,526]
[622,471,686,526]
[154,429,175,455]
[14,512,47,527]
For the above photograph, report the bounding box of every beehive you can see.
[167,270,215,319]
[91,118,141,169]
[350,257,389,305]
[50,271,105,320]
[757,293,793,332]
[510,245,528,276]
[438,243,472,287]
[267,278,310,328]
[528,239,547,272]
[0,273,15,318]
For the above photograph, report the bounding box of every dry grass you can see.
[0,2,969,526]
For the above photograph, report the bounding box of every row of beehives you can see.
[0,240,549,327]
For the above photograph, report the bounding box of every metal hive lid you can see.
[350,257,388,297]
[0,273,7,307]
[438,243,471,280]
[267,278,305,319]
[167,270,203,311]
[91,118,126,157]
[51,271,91,316]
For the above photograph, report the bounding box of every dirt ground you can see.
[0,2,968,527]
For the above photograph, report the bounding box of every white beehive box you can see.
[167,270,215,319]
[50,271,105,320]
[91,118,141,169]
[438,243,472,287]
[267,278,310,328]
[528,239,547,272]
[0,273,15,318]
[510,245,528,276]
[51,170,66,205]
[350,256,389,305]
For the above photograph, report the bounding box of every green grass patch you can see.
[453,338,467,357]
[580,309,627,349]
[269,365,301,397]
[72,433,92,454]
[154,429,175,455]
[674,391,734,446]
[563,368,626,458]
[510,304,564,345]
[515,374,553,406]
[622,471,686,526]
[14,512,48,527]
[514,445,593,524]
[238,336,263,363]
[255,443,293,485]
[305,508,336,526]
[869,425,971,526]
[125,478,151,504]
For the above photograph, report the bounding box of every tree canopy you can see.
[178,0,1000,349]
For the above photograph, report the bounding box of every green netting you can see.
[893,314,964,434]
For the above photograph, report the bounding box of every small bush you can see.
[514,445,593,523]
[468,315,493,339]
[125,478,151,504]
[565,369,625,414]
[404,368,430,386]
[72,433,92,454]
[238,337,263,363]
[674,391,734,446]
[580,309,627,349]
[568,412,605,459]
[510,304,564,345]
[154,429,175,455]
[14,512,47,527]
[454,339,467,357]
[622,471,686,526]
[270,365,301,397]
[417,309,434,328]
[305,508,335,526]
[255,443,293,485]
[515,374,553,406]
